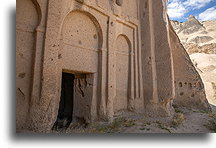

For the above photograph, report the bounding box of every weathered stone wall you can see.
[16,0,142,132]
[16,0,210,132]
[167,18,211,111]
[139,0,175,116]
[16,0,48,131]
[16,0,39,130]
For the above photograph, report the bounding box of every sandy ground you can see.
[51,105,215,134]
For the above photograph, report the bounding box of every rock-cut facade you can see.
[16,0,210,132]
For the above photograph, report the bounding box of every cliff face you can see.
[167,17,211,111]
[139,0,175,117]
[171,16,216,106]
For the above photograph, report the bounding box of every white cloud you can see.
[168,0,187,19]
[168,0,214,20]
[183,0,213,10]
[198,7,216,21]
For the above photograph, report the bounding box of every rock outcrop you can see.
[171,16,216,54]
[168,18,211,111]
[178,15,205,35]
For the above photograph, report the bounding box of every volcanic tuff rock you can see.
[171,16,216,106]
[16,0,211,132]
[178,15,205,35]
[171,16,216,54]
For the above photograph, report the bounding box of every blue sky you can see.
[168,0,216,22]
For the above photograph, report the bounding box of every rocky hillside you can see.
[171,15,216,54]
[171,16,216,106]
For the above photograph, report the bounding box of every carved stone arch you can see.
[114,34,132,112]
[16,0,40,28]
[59,10,104,122]
[31,0,42,27]
[116,34,132,52]
[61,10,103,71]
[61,10,103,49]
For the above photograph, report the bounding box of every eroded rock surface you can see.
[171,16,216,54]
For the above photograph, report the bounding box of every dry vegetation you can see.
[172,113,185,126]
[51,105,215,134]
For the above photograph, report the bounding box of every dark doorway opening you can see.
[52,72,75,130]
